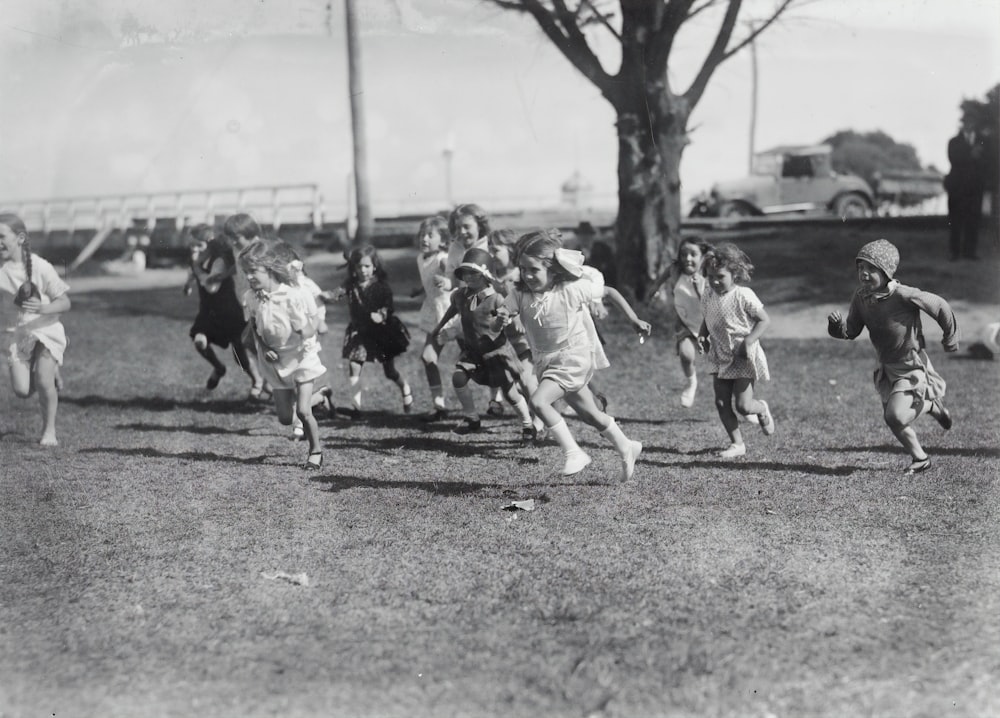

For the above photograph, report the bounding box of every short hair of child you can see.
[674,236,711,266]
[344,244,388,284]
[189,223,215,245]
[513,228,578,290]
[448,203,491,239]
[238,238,295,285]
[223,213,263,241]
[416,216,450,246]
[702,242,753,283]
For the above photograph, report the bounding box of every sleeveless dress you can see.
[0,254,70,365]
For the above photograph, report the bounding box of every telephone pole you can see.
[344,0,373,244]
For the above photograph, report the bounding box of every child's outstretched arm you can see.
[428,304,459,342]
[601,286,652,337]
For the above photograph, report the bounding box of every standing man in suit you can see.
[945,112,986,260]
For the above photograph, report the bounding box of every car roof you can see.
[756,144,832,157]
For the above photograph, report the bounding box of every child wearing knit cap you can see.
[828,239,958,474]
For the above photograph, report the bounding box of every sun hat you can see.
[856,239,899,279]
[455,247,494,281]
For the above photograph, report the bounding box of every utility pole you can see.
[748,25,758,173]
[442,132,455,208]
[344,0,373,244]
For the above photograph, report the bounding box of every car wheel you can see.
[718,201,753,218]
[834,194,870,220]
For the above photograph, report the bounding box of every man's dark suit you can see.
[946,129,985,259]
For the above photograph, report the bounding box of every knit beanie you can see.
[856,239,899,279]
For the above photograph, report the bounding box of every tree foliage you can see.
[484,0,799,298]
[822,130,924,189]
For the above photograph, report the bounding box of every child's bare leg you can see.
[532,378,590,475]
[731,378,767,417]
[679,336,698,407]
[348,360,364,412]
[33,347,59,446]
[713,376,744,450]
[421,338,446,409]
[885,392,927,463]
[295,380,321,455]
[9,352,33,398]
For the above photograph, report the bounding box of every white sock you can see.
[600,417,632,456]
[547,418,583,455]
[349,374,362,409]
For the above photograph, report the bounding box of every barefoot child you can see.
[697,243,775,458]
[238,239,326,469]
[497,230,650,480]
[827,239,957,473]
[0,213,70,446]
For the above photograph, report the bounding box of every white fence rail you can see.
[5,183,323,234]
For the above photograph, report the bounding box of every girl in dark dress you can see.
[334,244,412,418]
[186,224,262,393]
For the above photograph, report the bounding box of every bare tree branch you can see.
[580,0,621,40]
[686,0,725,22]
[720,0,795,60]
[682,0,742,107]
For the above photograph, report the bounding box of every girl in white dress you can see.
[498,230,650,480]
[412,216,452,417]
[0,213,71,446]
[697,243,775,459]
[238,239,326,470]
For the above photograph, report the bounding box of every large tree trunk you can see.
[613,87,689,300]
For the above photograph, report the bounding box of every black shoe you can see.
[206,366,226,390]
[452,418,482,435]
[520,426,537,444]
[904,456,931,474]
[486,400,505,417]
[420,408,448,423]
[931,400,952,431]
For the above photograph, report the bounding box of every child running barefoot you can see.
[334,245,413,418]
[827,239,958,474]
[649,236,710,408]
[0,213,70,446]
[697,243,775,459]
[429,247,538,439]
[238,239,327,469]
[497,230,650,480]
[411,215,452,419]
[184,224,263,393]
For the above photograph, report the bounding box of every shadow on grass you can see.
[62,394,267,415]
[824,444,1000,458]
[320,432,544,462]
[79,446,271,465]
[644,455,858,476]
[114,422,258,436]
[308,473,610,495]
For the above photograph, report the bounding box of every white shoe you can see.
[563,449,592,476]
[718,443,746,458]
[621,440,643,480]
[292,421,305,440]
[743,413,760,425]
[758,400,775,436]
[680,379,697,408]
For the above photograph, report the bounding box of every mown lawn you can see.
[1,223,998,718]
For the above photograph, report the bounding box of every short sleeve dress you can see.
[505,277,609,392]
[0,254,70,366]
[342,280,410,363]
[701,284,770,381]
[243,284,326,389]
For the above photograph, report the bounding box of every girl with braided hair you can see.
[0,213,71,446]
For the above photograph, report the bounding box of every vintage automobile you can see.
[690,144,876,219]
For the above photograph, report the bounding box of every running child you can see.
[221,213,269,399]
[696,243,775,459]
[184,223,263,393]
[487,227,539,403]
[827,239,957,473]
[496,229,650,480]
[411,215,452,418]
[0,213,71,446]
[648,236,711,408]
[429,247,537,440]
[238,238,326,469]
[334,244,413,418]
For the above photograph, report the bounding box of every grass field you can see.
[1,223,998,718]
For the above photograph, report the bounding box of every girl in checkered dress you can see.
[697,243,775,459]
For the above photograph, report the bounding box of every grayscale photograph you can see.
[1,1,998,716]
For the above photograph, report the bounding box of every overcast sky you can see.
[1,0,997,220]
